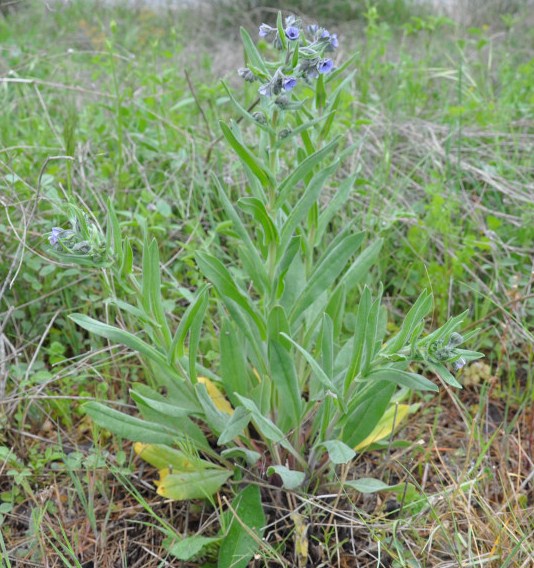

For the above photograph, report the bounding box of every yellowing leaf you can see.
[291,512,309,565]
[354,404,414,451]
[154,467,170,488]
[134,443,196,471]
[197,376,234,415]
[157,469,232,500]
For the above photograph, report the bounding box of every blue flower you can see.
[285,26,300,41]
[282,76,297,91]
[49,227,64,246]
[330,33,339,49]
[317,58,334,74]
[259,23,275,38]
[258,83,273,97]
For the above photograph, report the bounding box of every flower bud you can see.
[238,67,256,82]
[252,111,267,124]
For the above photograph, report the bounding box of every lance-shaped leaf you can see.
[218,406,251,446]
[156,468,232,501]
[240,27,269,76]
[70,314,169,368]
[354,403,414,450]
[275,137,341,209]
[83,402,177,445]
[278,161,338,258]
[195,251,266,338]
[169,285,209,364]
[220,121,274,189]
[268,307,302,431]
[290,232,363,322]
[341,382,395,449]
[367,368,438,392]
[238,197,279,247]
[134,443,200,471]
[218,485,265,568]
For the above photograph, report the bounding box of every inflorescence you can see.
[238,15,339,104]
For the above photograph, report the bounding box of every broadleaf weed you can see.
[46,9,485,561]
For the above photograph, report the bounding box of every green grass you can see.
[1,1,533,566]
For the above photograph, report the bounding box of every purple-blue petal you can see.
[317,58,334,74]
[285,26,300,40]
[283,77,297,91]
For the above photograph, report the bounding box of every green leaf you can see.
[320,440,356,464]
[234,395,304,467]
[166,535,221,561]
[221,447,261,466]
[290,232,363,322]
[344,478,391,493]
[169,285,209,364]
[220,121,274,189]
[281,333,337,395]
[83,402,177,444]
[273,112,336,149]
[266,465,305,490]
[315,74,326,110]
[142,238,172,346]
[269,341,302,431]
[275,137,341,209]
[70,314,168,368]
[418,310,469,348]
[316,173,358,243]
[321,313,334,380]
[195,383,228,435]
[278,161,338,257]
[344,287,371,389]
[240,27,269,76]
[213,174,269,292]
[428,362,463,388]
[130,386,196,417]
[221,81,274,134]
[368,369,438,392]
[320,90,341,139]
[238,197,279,247]
[341,382,395,448]
[217,407,251,445]
[157,469,232,500]
[275,10,288,50]
[218,485,265,568]
[268,307,302,430]
[220,319,252,406]
[106,200,122,264]
[196,251,266,338]
[336,238,382,293]
[383,290,433,354]
[120,237,133,279]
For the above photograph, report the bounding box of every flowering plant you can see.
[58,12,483,564]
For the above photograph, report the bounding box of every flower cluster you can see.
[47,211,108,265]
[238,15,340,102]
[427,332,467,371]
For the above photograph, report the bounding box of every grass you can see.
[1,0,533,566]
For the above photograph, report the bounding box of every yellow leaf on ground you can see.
[354,404,413,451]
[198,376,234,415]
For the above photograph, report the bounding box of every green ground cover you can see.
[1,1,533,566]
